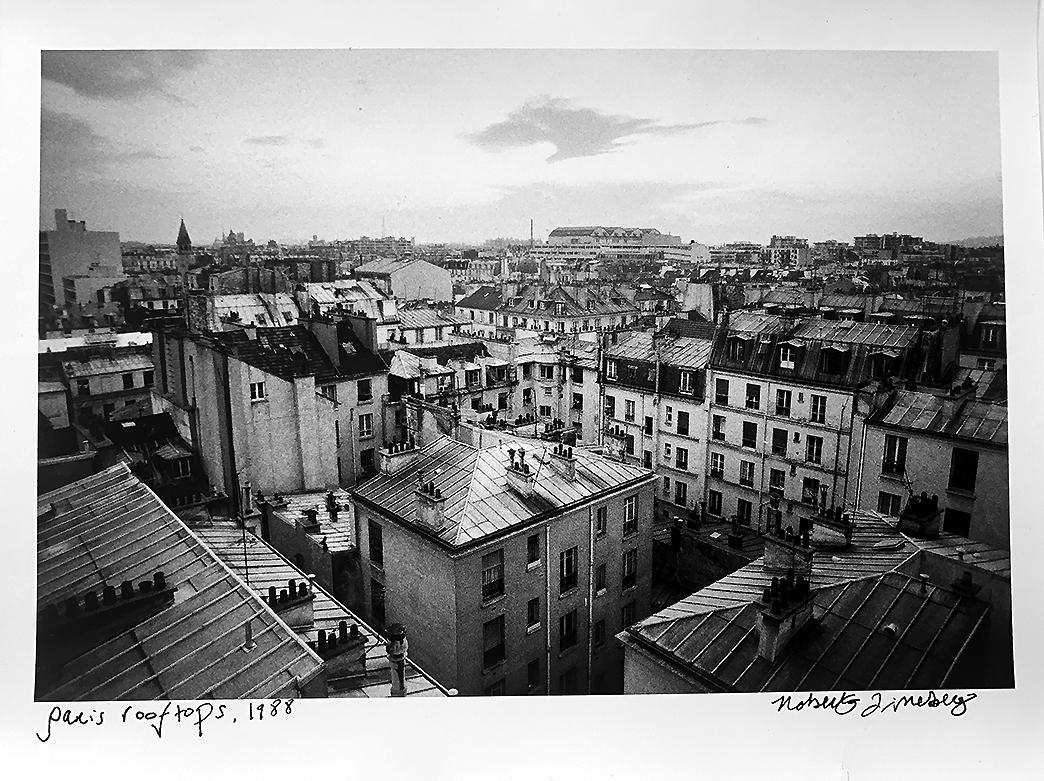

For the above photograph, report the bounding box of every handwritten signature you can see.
[770,690,977,718]
[36,699,293,743]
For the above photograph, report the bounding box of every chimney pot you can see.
[338,620,348,642]
[120,580,134,600]
[279,589,289,603]
[65,596,80,617]
[350,624,360,640]
[102,585,117,606]
[153,571,166,590]
[268,585,278,606]
[84,591,100,611]
[139,580,153,594]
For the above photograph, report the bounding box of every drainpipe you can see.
[586,504,595,694]
[544,520,552,693]
[830,398,848,508]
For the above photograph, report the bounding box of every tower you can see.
[176,218,192,327]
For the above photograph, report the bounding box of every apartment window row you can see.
[716,378,827,424]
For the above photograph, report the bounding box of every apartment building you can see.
[704,312,927,532]
[856,384,1009,548]
[351,435,657,695]
[151,312,391,496]
[353,257,452,302]
[601,331,714,519]
[514,334,601,446]
[61,348,155,426]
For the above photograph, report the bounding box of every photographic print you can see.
[36,48,1013,702]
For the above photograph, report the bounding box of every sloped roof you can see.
[62,352,154,378]
[870,390,1008,446]
[37,464,323,700]
[631,571,989,692]
[210,293,300,328]
[194,521,446,697]
[455,286,502,310]
[606,331,714,369]
[398,307,469,331]
[353,436,654,549]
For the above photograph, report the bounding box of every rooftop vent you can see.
[414,477,446,530]
[897,492,942,539]
[549,442,577,481]
[757,569,815,663]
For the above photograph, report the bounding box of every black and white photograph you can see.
[5,1,1044,778]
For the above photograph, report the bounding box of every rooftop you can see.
[267,487,356,553]
[39,332,152,354]
[871,390,1008,446]
[455,285,502,311]
[62,352,154,378]
[353,435,654,548]
[37,464,324,700]
[606,331,714,369]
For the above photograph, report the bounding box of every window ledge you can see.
[595,588,607,598]
[559,587,579,601]
[525,623,541,635]
[526,560,541,571]
[481,593,507,609]
[250,398,268,404]
[880,471,908,482]
[482,660,506,675]
[946,487,977,499]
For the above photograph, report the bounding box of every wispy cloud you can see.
[41,109,168,173]
[42,50,206,101]
[468,96,767,162]
[243,135,326,149]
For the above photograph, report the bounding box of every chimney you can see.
[897,492,942,538]
[414,478,446,530]
[266,577,315,630]
[505,446,537,494]
[299,508,321,533]
[940,382,975,421]
[762,511,814,577]
[385,623,408,697]
[810,505,855,549]
[548,442,577,481]
[757,570,815,663]
[308,621,368,687]
[378,437,420,475]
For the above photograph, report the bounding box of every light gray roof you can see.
[874,391,1008,446]
[353,435,655,548]
[62,352,155,378]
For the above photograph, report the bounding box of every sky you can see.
[39,49,1003,246]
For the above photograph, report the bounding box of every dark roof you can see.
[455,285,502,310]
[37,464,323,700]
[661,316,716,340]
[213,325,387,383]
[631,571,989,692]
[869,390,1008,446]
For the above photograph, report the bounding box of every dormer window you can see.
[868,349,898,380]
[727,335,750,361]
[779,344,798,370]
[980,323,1002,348]
[820,346,848,375]
[606,360,618,379]
[679,371,694,393]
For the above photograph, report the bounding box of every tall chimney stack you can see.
[385,623,408,697]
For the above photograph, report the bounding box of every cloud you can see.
[111,149,171,161]
[189,145,204,153]
[42,50,206,101]
[41,109,168,174]
[244,135,291,146]
[467,96,767,162]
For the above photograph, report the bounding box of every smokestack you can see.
[385,623,408,697]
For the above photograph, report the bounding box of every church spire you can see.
[176,218,192,254]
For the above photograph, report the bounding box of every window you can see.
[883,434,908,475]
[573,393,584,410]
[482,615,506,668]
[715,378,729,405]
[624,399,635,422]
[559,667,578,694]
[539,364,554,380]
[606,360,618,379]
[596,507,607,536]
[769,468,785,494]
[772,428,788,457]
[708,489,723,516]
[527,659,540,690]
[805,435,823,465]
[368,520,384,566]
[739,460,755,487]
[625,434,635,455]
[745,383,761,410]
[526,597,540,630]
[943,508,972,536]
[742,421,758,449]
[662,475,671,495]
[712,414,726,441]
[76,378,89,395]
[877,491,902,516]
[361,448,374,475]
[595,563,607,593]
[522,363,532,379]
[621,601,637,627]
[560,547,579,594]
[559,609,578,652]
[710,452,725,479]
[674,480,688,506]
[663,442,672,461]
[522,388,533,406]
[737,498,753,525]
[665,405,673,426]
[594,619,607,647]
[143,370,154,386]
[571,366,583,383]
[644,415,653,435]
[775,389,792,417]
[643,450,652,468]
[664,443,684,470]
[359,413,374,438]
[481,549,505,601]
[621,549,638,590]
[523,534,541,568]
[810,394,827,424]
[539,404,552,417]
[122,373,134,390]
[727,338,745,361]
[680,371,694,393]
[498,392,508,410]
[170,458,191,479]
[624,495,637,534]
[677,410,690,436]
[320,384,338,402]
[604,395,616,419]
[250,381,266,401]
[949,448,980,492]
[780,345,797,370]
[802,477,822,506]
[357,378,372,402]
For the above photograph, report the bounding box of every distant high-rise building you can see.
[39,209,121,313]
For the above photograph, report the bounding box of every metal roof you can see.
[62,352,155,378]
[790,320,920,348]
[632,571,989,692]
[873,391,1008,446]
[270,488,356,553]
[193,521,446,697]
[39,332,153,354]
[37,464,323,700]
[210,293,300,328]
[398,307,468,331]
[607,331,713,369]
[353,435,654,548]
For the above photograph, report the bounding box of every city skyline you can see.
[41,49,1003,245]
